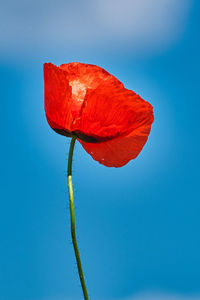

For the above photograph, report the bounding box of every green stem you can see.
[67,136,89,300]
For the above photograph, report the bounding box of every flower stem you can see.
[67,136,89,300]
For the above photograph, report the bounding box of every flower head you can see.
[44,62,154,167]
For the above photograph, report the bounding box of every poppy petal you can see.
[59,62,123,90]
[59,63,123,120]
[44,63,73,131]
[72,83,153,142]
[79,122,153,167]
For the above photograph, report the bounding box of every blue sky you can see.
[0,1,200,300]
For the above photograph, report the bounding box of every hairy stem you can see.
[67,136,89,300]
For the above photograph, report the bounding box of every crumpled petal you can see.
[59,62,123,120]
[44,63,73,131]
[72,83,153,142]
[79,122,153,167]
[59,62,123,90]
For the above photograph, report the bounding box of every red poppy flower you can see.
[44,62,154,167]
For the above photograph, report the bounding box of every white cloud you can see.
[0,0,193,57]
